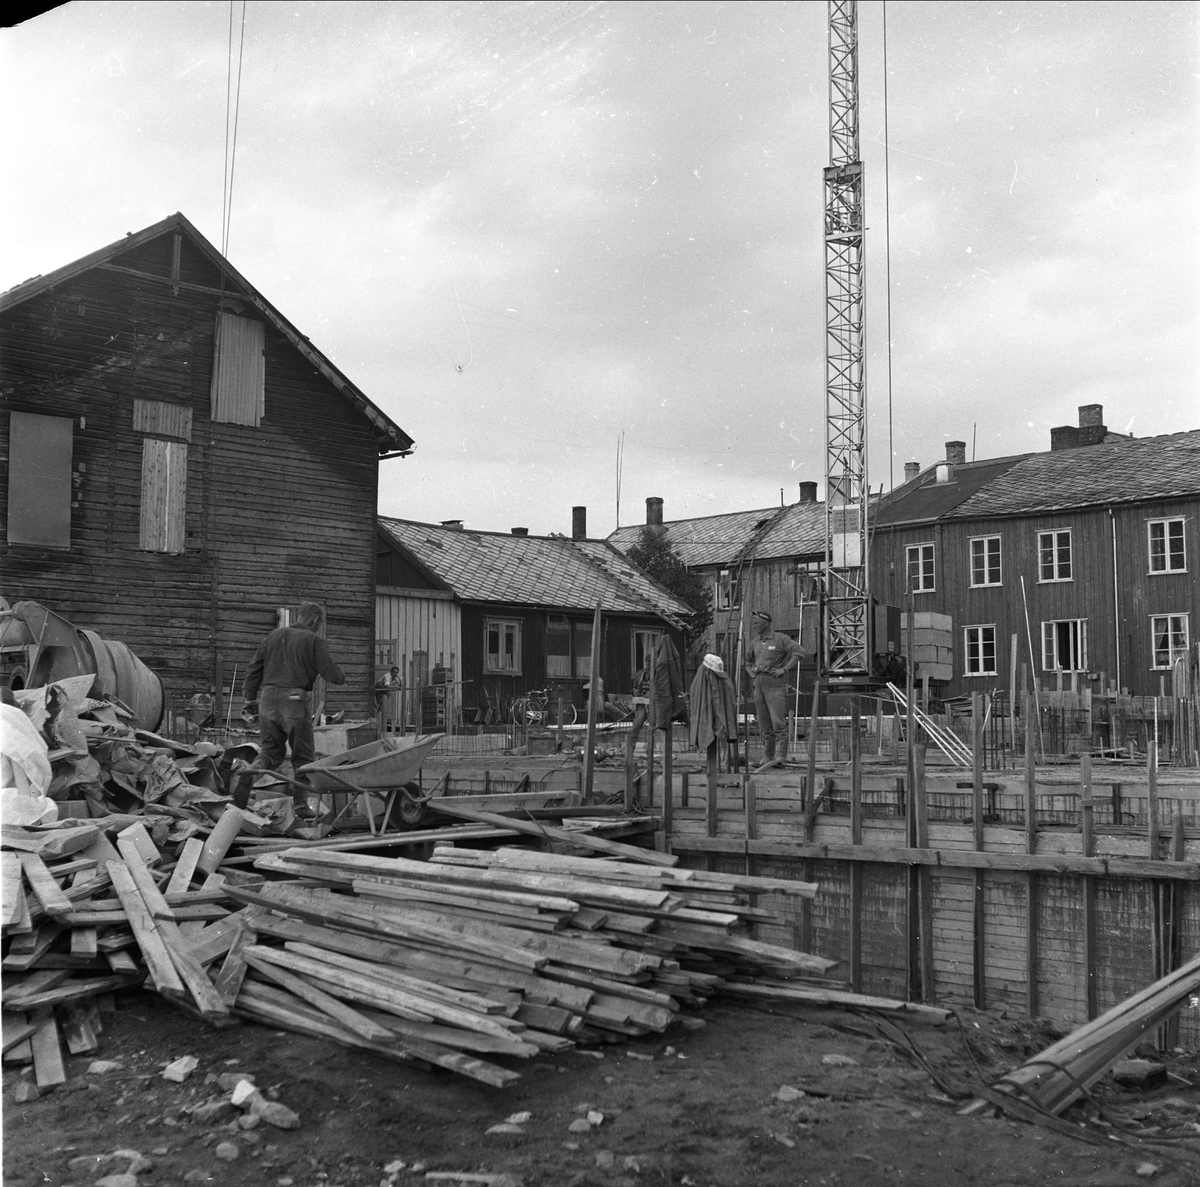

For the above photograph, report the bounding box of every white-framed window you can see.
[484,618,521,674]
[1148,518,1186,574]
[969,535,1002,587]
[906,543,935,592]
[632,629,660,676]
[714,568,740,610]
[793,562,821,607]
[1150,614,1189,669]
[1042,619,1088,672]
[1038,529,1073,582]
[964,625,997,676]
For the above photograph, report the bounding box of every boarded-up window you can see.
[139,438,187,553]
[7,411,72,549]
[210,312,265,425]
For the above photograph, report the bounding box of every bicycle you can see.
[509,689,578,727]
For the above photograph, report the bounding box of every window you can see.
[7,411,72,549]
[964,625,997,676]
[1150,614,1189,669]
[1148,519,1186,574]
[484,618,521,673]
[1038,529,1073,582]
[793,562,821,607]
[714,568,740,610]
[906,543,935,592]
[210,312,265,425]
[1042,619,1088,672]
[545,617,571,679]
[632,629,660,675]
[969,535,1002,587]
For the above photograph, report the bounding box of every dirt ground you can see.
[5,990,1199,1187]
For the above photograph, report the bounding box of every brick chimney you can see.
[571,506,587,540]
[797,481,818,503]
[510,527,528,536]
[646,497,664,527]
[904,461,921,483]
[945,441,967,465]
[1076,403,1107,446]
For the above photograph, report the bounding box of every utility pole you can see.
[823,0,871,680]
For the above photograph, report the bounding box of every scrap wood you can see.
[2,1012,38,1053]
[721,980,953,1021]
[2,824,101,860]
[962,951,1200,1118]
[29,1007,67,1091]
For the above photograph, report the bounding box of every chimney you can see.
[1076,403,1107,446]
[945,441,967,465]
[646,497,664,527]
[510,527,528,536]
[572,506,587,540]
[1050,425,1079,451]
[440,519,463,531]
[797,481,818,503]
[903,461,921,483]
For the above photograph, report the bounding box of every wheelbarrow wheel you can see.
[390,781,430,830]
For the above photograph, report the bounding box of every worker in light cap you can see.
[743,609,804,764]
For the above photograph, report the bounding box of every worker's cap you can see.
[702,653,726,675]
[751,609,772,622]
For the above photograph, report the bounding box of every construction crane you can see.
[821,0,873,684]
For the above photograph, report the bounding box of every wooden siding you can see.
[375,591,461,688]
[137,437,187,553]
[1,232,384,717]
[871,499,1199,699]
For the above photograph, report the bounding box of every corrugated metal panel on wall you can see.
[138,438,186,553]
[375,593,461,686]
[210,313,264,425]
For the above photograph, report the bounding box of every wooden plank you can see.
[19,853,75,918]
[104,861,184,998]
[212,919,253,1006]
[30,1008,67,1091]
[57,1000,100,1055]
[165,837,205,896]
[183,908,250,965]
[157,919,232,1019]
[706,744,718,838]
[70,926,99,958]
[116,837,176,921]
[422,799,678,866]
[2,851,28,930]
[2,1012,37,1054]
[1024,710,1039,1018]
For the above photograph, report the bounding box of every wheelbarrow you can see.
[296,732,445,833]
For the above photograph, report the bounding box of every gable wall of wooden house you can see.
[1,231,383,716]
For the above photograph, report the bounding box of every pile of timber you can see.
[962,950,1200,1117]
[214,843,833,1087]
[2,816,253,1092]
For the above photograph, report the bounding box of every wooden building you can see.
[1,212,413,720]
[871,410,1200,704]
[608,487,825,684]
[375,516,690,728]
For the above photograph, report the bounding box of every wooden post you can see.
[849,697,863,994]
[1080,754,1097,1019]
[1147,740,1159,860]
[804,679,821,812]
[705,743,718,838]
[744,777,757,876]
[914,744,933,1000]
[646,643,657,808]
[662,718,673,849]
[971,692,986,1009]
[1162,814,1186,1048]
[1024,707,1039,1018]
[583,602,602,806]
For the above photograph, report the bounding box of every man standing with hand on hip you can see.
[237,601,346,817]
[744,609,804,767]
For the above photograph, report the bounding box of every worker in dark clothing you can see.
[744,609,804,765]
[236,601,345,817]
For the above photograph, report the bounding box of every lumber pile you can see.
[2,816,252,1091]
[962,951,1200,1117]
[213,843,831,1086]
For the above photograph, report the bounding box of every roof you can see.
[377,518,692,625]
[609,505,808,568]
[0,212,413,457]
[875,431,1200,526]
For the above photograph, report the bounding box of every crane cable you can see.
[882,1,895,490]
[221,1,248,261]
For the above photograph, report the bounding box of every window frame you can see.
[1147,518,1186,575]
[632,629,661,676]
[906,542,935,593]
[963,624,998,676]
[968,534,1002,588]
[1041,618,1088,673]
[6,411,73,550]
[793,562,822,608]
[1150,613,1189,670]
[1037,528,1073,583]
[483,617,522,675]
[714,568,740,611]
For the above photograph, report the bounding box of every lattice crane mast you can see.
[822,0,871,680]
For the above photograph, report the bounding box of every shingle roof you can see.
[609,506,794,568]
[945,431,1200,519]
[377,518,691,623]
[873,456,1028,527]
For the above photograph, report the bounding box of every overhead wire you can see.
[882,1,895,491]
[221,0,248,260]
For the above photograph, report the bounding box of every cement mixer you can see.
[0,598,164,731]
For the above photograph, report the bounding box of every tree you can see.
[626,525,713,657]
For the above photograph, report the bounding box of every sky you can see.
[2,1,1197,539]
